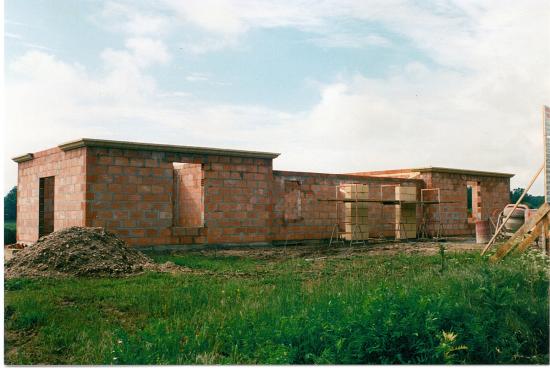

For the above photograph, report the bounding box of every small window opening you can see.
[39,176,55,237]
[466,185,473,216]
[466,181,481,222]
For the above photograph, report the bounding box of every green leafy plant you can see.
[436,331,468,364]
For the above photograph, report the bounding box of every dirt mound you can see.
[5,227,159,279]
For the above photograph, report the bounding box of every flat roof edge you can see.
[273,170,423,182]
[58,138,281,159]
[413,166,514,178]
[12,153,34,163]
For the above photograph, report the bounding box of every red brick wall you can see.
[272,171,422,241]
[85,147,274,246]
[203,156,273,244]
[173,163,203,227]
[410,172,509,236]
[16,144,511,246]
[348,170,510,237]
[283,180,302,222]
[16,147,87,243]
[86,147,178,246]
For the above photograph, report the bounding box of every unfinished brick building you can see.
[13,138,513,247]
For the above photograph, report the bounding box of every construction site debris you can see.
[4,226,189,279]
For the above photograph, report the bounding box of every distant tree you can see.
[510,188,545,209]
[4,186,17,221]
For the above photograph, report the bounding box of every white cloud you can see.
[310,33,392,49]
[124,37,171,66]
[5,0,550,196]
[99,1,171,36]
[185,72,210,82]
[160,0,549,191]
[162,0,323,35]
[178,36,239,55]
[5,31,55,52]
[5,32,23,40]
[161,0,406,51]
[184,72,230,86]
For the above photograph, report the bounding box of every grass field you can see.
[4,246,549,364]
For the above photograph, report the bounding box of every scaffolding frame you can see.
[324,185,448,245]
[418,188,445,240]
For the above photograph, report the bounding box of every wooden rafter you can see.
[514,223,543,255]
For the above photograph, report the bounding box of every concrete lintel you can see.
[12,153,34,163]
[413,166,514,178]
[58,138,281,159]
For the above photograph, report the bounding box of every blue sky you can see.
[6,0,432,112]
[4,0,550,194]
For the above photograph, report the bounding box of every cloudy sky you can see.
[4,0,550,194]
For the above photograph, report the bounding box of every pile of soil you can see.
[4,226,181,279]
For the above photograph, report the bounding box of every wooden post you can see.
[513,223,543,255]
[544,106,550,202]
[543,105,550,255]
[541,215,549,255]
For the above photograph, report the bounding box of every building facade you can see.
[13,139,513,246]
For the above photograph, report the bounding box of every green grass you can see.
[4,249,549,364]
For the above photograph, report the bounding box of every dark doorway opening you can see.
[467,185,473,216]
[466,180,481,222]
[39,176,55,237]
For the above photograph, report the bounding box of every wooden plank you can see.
[513,222,543,255]
[490,202,550,262]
